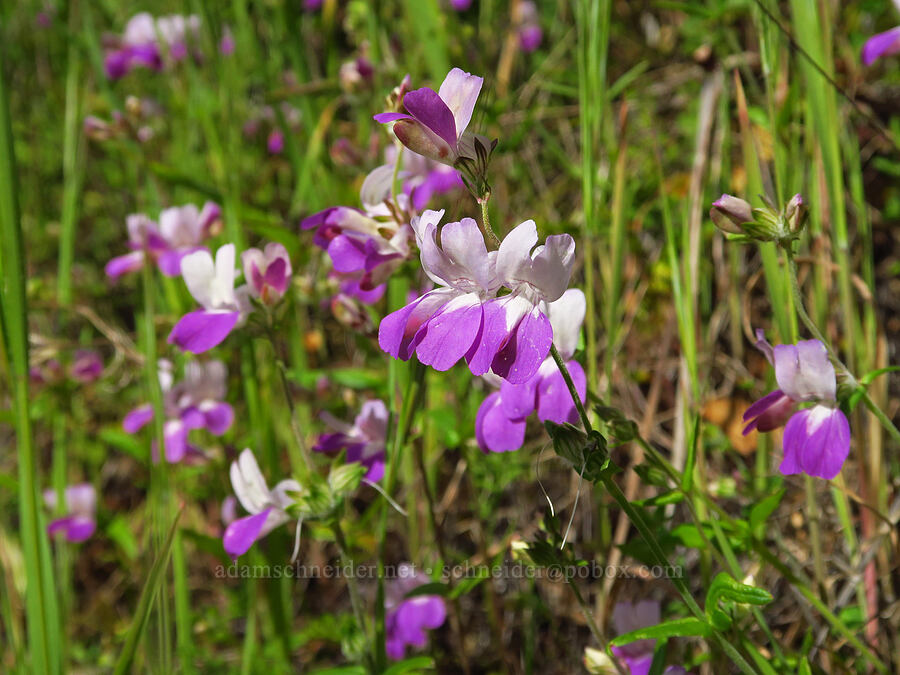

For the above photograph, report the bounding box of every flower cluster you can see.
[743,331,850,480]
[123,359,234,463]
[106,202,222,280]
[379,210,575,385]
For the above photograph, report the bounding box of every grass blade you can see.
[113,506,184,675]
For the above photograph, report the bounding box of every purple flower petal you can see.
[223,508,272,560]
[537,360,586,424]
[742,389,795,435]
[202,402,234,435]
[374,112,413,124]
[105,251,145,279]
[773,340,836,402]
[491,307,552,384]
[378,289,454,360]
[437,68,483,138]
[400,87,459,150]
[414,293,484,371]
[499,374,539,420]
[780,405,850,480]
[168,310,240,354]
[862,26,900,65]
[47,515,96,543]
[476,392,527,453]
[123,404,155,433]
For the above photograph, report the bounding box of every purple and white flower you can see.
[168,244,251,354]
[223,449,302,560]
[124,359,234,463]
[105,202,221,280]
[863,1,900,65]
[743,331,850,480]
[70,349,104,383]
[44,483,96,543]
[389,146,464,211]
[241,242,292,305]
[104,13,200,80]
[313,400,388,482]
[302,163,413,299]
[385,563,447,660]
[476,289,586,453]
[515,1,543,52]
[374,68,483,167]
[380,211,575,384]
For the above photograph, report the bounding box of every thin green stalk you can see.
[333,519,375,672]
[57,0,84,306]
[375,359,426,669]
[479,198,500,248]
[0,49,62,675]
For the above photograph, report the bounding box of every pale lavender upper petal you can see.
[546,289,586,360]
[378,288,455,360]
[436,68,483,138]
[754,329,775,365]
[862,26,900,65]
[780,405,850,480]
[773,340,836,402]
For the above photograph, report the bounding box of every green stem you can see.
[479,198,500,248]
[333,520,375,673]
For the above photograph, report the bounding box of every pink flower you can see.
[44,484,96,543]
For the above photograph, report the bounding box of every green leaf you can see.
[383,656,435,674]
[749,489,784,538]
[404,582,449,599]
[449,573,490,600]
[113,507,183,675]
[681,415,700,493]
[609,618,711,646]
[705,573,773,621]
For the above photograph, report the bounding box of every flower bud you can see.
[710,194,753,234]
[784,193,808,233]
[584,648,618,675]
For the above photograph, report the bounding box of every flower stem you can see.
[785,250,900,446]
[332,519,375,673]
[479,197,501,249]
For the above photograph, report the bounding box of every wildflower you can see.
[313,400,388,481]
[44,484,96,543]
[390,146,464,211]
[339,57,375,92]
[267,129,285,154]
[476,289,586,452]
[374,68,483,167]
[105,202,221,279]
[611,600,687,675]
[241,243,292,306]
[380,211,574,384]
[450,0,473,10]
[169,244,251,354]
[104,13,200,80]
[223,449,302,559]
[863,2,900,65]
[385,564,447,660]
[743,331,850,480]
[30,358,63,386]
[124,360,234,462]
[219,27,235,56]
[515,1,543,52]
[70,349,104,383]
[302,164,412,299]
